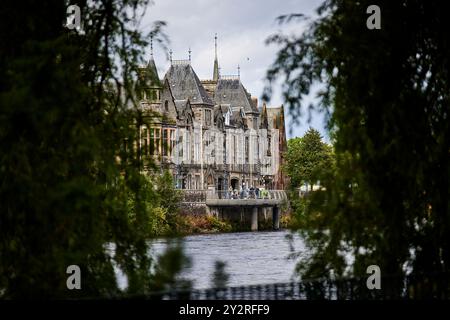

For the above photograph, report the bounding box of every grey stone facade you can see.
[138,47,287,192]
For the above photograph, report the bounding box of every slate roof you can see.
[164,63,214,106]
[139,57,161,87]
[214,78,259,114]
[174,99,188,114]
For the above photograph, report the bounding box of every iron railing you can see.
[141,273,450,300]
[180,189,287,202]
[208,189,287,200]
[181,189,207,203]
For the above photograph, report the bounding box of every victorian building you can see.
[137,36,287,192]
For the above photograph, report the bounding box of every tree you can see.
[211,261,229,289]
[285,128,334,191]
[265,0,450,284]
[0,0,184,298]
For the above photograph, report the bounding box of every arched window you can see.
[164,100,168,112]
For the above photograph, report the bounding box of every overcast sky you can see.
[141,0,327,140]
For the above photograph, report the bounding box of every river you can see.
[145,230,305,289]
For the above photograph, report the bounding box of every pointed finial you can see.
[213,34,219,81]
[214,33,218,60]
[238,64,240,79]
[150,35,154,57]
[169,49,173,64]
[188,47,192,62]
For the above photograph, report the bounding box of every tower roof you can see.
[146,58,159,83]
[137,56,160,88]
[164,62,214,105]
[142,35,160,86]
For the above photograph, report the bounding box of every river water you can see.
[149,230,305,289]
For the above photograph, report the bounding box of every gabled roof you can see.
[174,99,189,115]
[174,99,194,127]
[215,103,232,115]
[164,62,214,105]
[214,78,259,114]
[230,107,247,129]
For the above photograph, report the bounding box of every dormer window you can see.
[224,112,230,126]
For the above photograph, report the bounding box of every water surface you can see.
[151,230,305,289]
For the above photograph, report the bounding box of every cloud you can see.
[141,0,327,139]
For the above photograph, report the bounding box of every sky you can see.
[141,0,327,140]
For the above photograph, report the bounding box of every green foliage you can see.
[211,261,229,288]
[177,215,233,234]
[285,128,334,189]
[149,241,192,293]
[266,0,450,281]
[155,170,183,226]
[0,0,185,298]
[126,170,184,237]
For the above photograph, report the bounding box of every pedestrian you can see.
[250,186,255,199]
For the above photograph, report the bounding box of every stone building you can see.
[137,36,287,193]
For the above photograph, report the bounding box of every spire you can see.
[237,64,240,79]
[188,47,192,62]
[145,40,160,87]
[213,33,219,81]
[215,33,218,60]
[169,49,173,64]
[150,35,154,57]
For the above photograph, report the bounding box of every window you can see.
[162,129,169,156]
[224,112,230,126]
[150,129,155,155]
[195,175,200,190]
[186,131,191,162]
[233,135,237,165]
[178,135,183,158]
[164,100,169,112]
[194,132,200,162]
[254,136,259,162]
[191,131,195,162]
[205,109,211,126]
[154,128,161,155]
[253,117,258,130]
[267,135,271,156]
[245,136,249,163]
[170,129,175,157]
[142,128,148,155]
